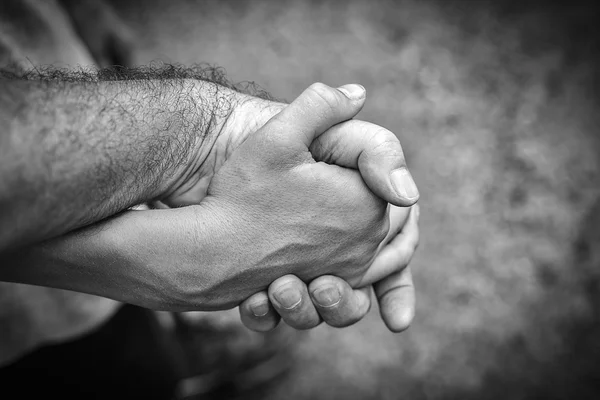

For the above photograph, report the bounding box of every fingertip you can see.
[350,125,417,207]
[308,275,344,307]
[268,275,323,330]
[269,275,304,310]
[379,289,416,333]
[390,168,420,206]
[310,284,342,308]
[382,303,415,333]
[309,277,371,328]
[247,292,271,317]
[239,292,280,332]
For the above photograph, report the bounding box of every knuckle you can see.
[310,275,339,289]
[271,274,301,290]
[367,128,404,159]
[310,136,334,163]
[308,82,331,96]
[307,82,340,110]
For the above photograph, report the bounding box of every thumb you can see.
[309,119,419,206]
[269,82,366,148]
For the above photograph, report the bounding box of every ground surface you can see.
[110,1,600,398]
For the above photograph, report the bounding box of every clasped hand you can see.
[158,82,421,332]
[7,82,420,333]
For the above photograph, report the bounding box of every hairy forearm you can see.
[0,66,240,252]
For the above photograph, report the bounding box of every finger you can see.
[239,291,281,332]
[381,205,411,245]
[310,119,419,206]
[270,82,367,147]
[374,266,415,332]
[268,275,322,330]
[308,276,372,328]
[359,204,420,286]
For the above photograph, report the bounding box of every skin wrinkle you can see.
[0,73,418,336]
[191,99,286,201]
[0,64,271,251]
[191,186,381,307]
[155,81,249,203]
[204,235,366,311]
[1,2,422,340]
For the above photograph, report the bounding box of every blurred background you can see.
[114,0,600,399]
[104,1,600,398]
[6,0,600,398]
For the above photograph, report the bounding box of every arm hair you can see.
[0,63,274,252]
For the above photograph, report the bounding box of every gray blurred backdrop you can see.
[108,1,600,399]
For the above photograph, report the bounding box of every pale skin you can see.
[0,69,420,332]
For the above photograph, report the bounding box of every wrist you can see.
[153,81,286,206]
[142,79,237,201]
[226,95,287,141]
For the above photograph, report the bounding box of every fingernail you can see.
[337,84,366,100]
[273,285,302,310]
[250,301,270,317]
[390,168,419,201]
[312,286,341,307]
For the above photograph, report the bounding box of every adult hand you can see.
[239,204,419,333]
[1,83,420,326]
[188,82,418,308]
[159,83,418,209]
[162,82,421,331]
